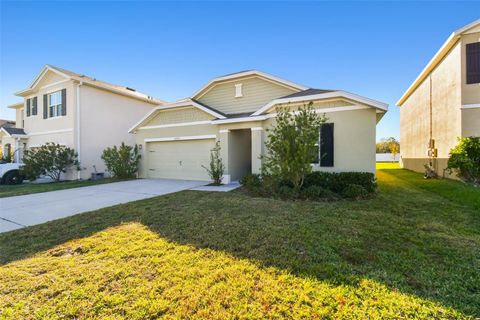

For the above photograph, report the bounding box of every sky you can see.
[1,1,479,141]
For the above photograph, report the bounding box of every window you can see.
[31,97,37,115]
[234,83,243,98]
[311,143,319,164]
[319,123,334,167]
[466,42,480,84]
[48,91,63,117]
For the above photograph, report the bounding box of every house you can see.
[397,19,480,176]
[0,119,15,129]
[130,70,388,182]
[2,65,163,179]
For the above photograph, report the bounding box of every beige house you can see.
[130,70,388,182]
[1,65,163,179]
[397,19,480,176]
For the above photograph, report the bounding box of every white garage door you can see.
[146,138,215,181]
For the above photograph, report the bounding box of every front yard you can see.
[0,178,128,198]
[1,165,479,319]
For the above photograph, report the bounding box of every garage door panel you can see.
[147,139,214,180]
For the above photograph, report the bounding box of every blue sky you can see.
[1,1,479,141]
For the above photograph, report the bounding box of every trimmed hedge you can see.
[241,171,376,201]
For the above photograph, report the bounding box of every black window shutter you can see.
[61,89,67,116]
[43,94,48,119]
[320,123,334,167]
[466,42,480,84]
[26,99,31,117]
[32,97,37,115]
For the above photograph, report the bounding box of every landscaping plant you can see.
[101,142,141,179]
[447,137,480,185]
[21,143,80,182]
[262,103,327,190]
[203,141,225,185]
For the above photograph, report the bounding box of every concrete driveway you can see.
[0,179,206,233]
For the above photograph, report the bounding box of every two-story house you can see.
[397,19,480,177]
[1,65,163,180]
[129,70,388,182]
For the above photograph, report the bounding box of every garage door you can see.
[146,138,215,180]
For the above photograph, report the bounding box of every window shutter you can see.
[26,99,31,117]
[466,42,480,84]
[43,94,48,119]
[320,123,334,167]
[61,89,67,116]
[32,97,37,115]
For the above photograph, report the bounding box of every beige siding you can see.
[267,99,354,114]
[79,85,155,179]
[400,41,462,173]
[461,30,480,105]
[146,107,214,127]
[462,108,480,137]
[197,76,297,114]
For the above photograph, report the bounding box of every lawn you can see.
[0,178,128,198]
[0,165,479,319]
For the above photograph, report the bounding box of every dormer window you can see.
[234,83,243,98]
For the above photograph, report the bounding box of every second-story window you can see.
[48,91,63,117]
[466,42,480,84]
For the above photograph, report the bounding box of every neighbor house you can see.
[130,70,388,182]
[0,117,17,159]
[397,19,480,177]
[1,65,163,179]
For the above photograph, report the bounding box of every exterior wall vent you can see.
[234,83,243,98]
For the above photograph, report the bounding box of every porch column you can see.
[219,129,231,183]
[251,127,264,174]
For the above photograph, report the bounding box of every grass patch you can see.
[0,178,129,198]
[0,165,479,318]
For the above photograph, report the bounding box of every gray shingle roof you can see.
[280,88,335,99]
[2,127,26,135]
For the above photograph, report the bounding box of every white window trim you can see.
[48,90,63,118]
[462,104,480,109]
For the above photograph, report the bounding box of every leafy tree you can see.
[388,139,400,161]
[101,143,141,179]
[21,143,80,182]
[202,141,225,185]
[376,137,400,154]
[447,137,480,185]
[262,103,327,190]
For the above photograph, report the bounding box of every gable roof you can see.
[0,119,15,128]
[15,65,165,105]
[128,98,227,133]
[0,127,26,137]
[192,70,308,99]
[397,19,480,106]
[252,90,388,116]
[280,88,335,99]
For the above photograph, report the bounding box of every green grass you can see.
[0,166,479,319]
[0,178,128,198]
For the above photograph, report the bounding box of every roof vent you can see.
[234,83,243,98]
[126,87,136,92]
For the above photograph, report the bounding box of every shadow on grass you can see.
[1,169,479,316]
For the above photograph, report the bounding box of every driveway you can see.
[0,179,206,233]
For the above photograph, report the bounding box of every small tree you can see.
[388,138,400,161]
[447,137,480,185]
[262,103,327,190]
[101,142,141,179]
[202,141,225,185]
[22,143,80,182]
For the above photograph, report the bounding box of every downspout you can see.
[76,82,83,179]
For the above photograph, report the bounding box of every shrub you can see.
[21,143,80,182]
[447,137,480,185]
[102,142,141,179]
[303,171,376,194]
[202,141,225,185]
[262,103,327,190]
[240,173,261,190]
[277,185,297,200]
[342,184,369,199]
[301,185,336,200]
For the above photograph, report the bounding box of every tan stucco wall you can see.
[15,108,24,128]
[461,31,480,105]
[462,108,480,137]
[79,85,155,179]
[197,76,297,114]
[400,41,463,173]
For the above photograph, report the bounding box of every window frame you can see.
[48,91,63,118]
[466,42,480,85]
